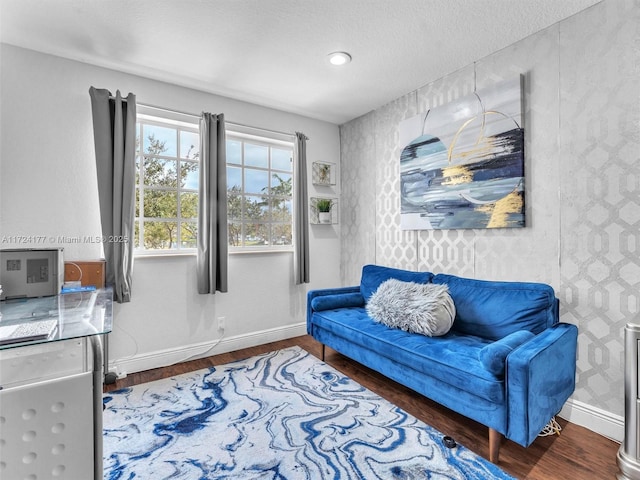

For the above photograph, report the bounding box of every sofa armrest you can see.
[505,322,578,447]
[310,292,365,312]
[306,287,361,334]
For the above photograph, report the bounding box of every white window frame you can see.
[226,127,295,253]
[134,106,296,256]
[134,108,200,256]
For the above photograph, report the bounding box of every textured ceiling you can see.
[0,0,600,124]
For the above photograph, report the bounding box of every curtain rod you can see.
[136,102,296,139]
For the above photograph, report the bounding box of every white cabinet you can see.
[0,341,94,479]
[0,289,112,480]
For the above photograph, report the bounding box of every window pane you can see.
[144,158,177,187]
[228,221,242,247]
[244,223,268,246]
[270,172,292,196]
[272,199,292,222]
[181,161,199,189]
[272,224,292,246]
[143,124,177,157]
[136,114,200,254]
[180,222,197,248]
[223,134,294,251]
[272,148,292,171]
[244,195,268,221]
[143,190,178,218]
[181,192,198,218]
[180,131,199,160]
[245,143,268,168]
[227,165,242,190]
[244,168,269,194]
[135,155,142,186]
[143,221,177,250]
[227,139,242,165]
[134,221,140,248]
[227,187,242,221]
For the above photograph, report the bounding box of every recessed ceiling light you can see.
[328,51,352,66]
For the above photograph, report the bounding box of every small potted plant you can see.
[316,198,333,224]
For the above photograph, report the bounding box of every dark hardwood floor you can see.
[104,335,620,479]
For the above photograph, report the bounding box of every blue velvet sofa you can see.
[307,264,578,463]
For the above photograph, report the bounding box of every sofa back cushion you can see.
[360,265,433,301]
[432,274,558,340]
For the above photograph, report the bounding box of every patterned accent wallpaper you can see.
[339,0,639,419]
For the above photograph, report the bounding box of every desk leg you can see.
[103,334,118,384]
[90,336,104,480]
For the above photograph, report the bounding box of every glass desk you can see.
[0,288,112,480]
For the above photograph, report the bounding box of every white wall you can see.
[338,0,640,441]
[0,44,342,373]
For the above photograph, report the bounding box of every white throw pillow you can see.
[366,279,455,337]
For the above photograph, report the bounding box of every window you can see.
[135,112,200,254]
[226,132,294,251]
[135,108,294,255]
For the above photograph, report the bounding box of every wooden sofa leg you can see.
[489,428,503,464]
[321,344,326,361]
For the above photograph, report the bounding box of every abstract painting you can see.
[399,76,524,230]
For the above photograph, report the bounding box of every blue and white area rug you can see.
[103,346,515,479]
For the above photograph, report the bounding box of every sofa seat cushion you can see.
[311,307,504,404]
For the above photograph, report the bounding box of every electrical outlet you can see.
[217,316,225,332]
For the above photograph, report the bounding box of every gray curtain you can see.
[89,87,136,303]
[197,113,228,293]
[294,132,310,284]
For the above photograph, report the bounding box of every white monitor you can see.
[0,249,64,300]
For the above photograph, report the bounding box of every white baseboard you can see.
[559,397,624,443]
[109,322,307,377]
